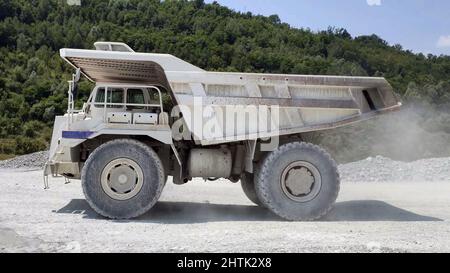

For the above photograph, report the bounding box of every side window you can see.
[147,88,160,105]
[126,89,145,109]
[94,88,105,107]
[94,88,124,108]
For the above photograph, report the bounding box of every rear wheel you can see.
[81,139,165,219]
[255,142,340,221]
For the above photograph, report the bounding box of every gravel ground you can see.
[0,151,48,169]
[1,153,450,252]
[1,168,450,252]
[340,156,450,182]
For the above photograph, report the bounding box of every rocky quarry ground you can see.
[1,151,450,253]
[0,151,49,169]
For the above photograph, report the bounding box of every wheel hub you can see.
[118,174,128,184]
[281,161,322,202]
[285,167,315,195]
[101,158,144,201]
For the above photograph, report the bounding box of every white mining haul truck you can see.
[44,42,401,221]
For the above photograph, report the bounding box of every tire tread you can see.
[81,138,165,219]
[255,142,340,221]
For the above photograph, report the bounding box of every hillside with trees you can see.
[1,0,450,160]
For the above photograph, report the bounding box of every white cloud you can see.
[437,35,450,48]
[367,0,382,6]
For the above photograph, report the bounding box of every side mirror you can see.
[74,68,81,83]
[70,68,81,98]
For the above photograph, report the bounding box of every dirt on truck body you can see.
[44,41,401,221]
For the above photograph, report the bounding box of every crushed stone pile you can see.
[1,151,450,182]
[339,155,450,182]
[0,151,49,169]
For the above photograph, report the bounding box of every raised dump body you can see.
[60,46,400,145]
[46,42,401,221]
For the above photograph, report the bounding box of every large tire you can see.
[81,139,165,219]
[240,172,262,206]
[255,142,340,221]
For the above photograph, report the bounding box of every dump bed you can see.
[60,46,401,145]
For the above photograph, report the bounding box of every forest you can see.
[1,0,450,160]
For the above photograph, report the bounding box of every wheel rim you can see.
[101,158,144,201]
[280,161,322,202]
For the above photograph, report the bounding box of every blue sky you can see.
[205,0,450,56]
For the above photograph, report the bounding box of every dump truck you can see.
[44,42,401,221]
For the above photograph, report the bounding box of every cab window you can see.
[148,88,160,105]
[126,88,145,110]
[94,88,124,108]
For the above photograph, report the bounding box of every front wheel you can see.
[81,139,165,219]
[255,142,340,221]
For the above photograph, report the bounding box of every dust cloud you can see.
[306,103,450,163]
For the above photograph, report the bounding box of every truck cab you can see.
[44,81,173,184]
[85,84,166,125]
